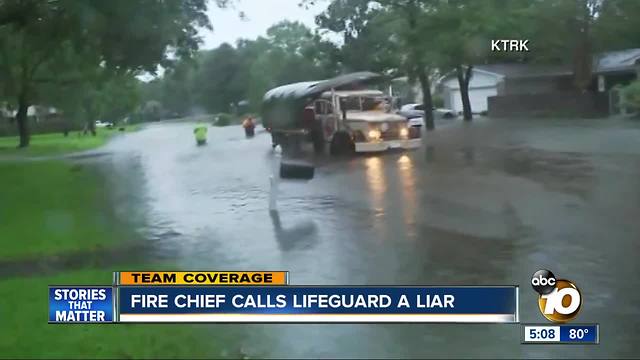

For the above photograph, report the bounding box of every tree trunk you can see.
[87,120,96,136]
[456,65,473,121]
[16,91,30,148]
[572,1,593,92]
[418,69,435,131]
[405,0,433,131]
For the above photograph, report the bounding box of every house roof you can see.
[474,64,572,79]
[594,48,640,73]
[458,48,640,80]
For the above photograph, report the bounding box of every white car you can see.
[95,120,114,128]
[398,104,456,127]
[400,103,421,112]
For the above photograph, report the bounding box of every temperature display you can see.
[522,324,599,344]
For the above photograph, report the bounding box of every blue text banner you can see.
[118,286,518,323]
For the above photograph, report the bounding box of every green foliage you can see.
[0,0,216,146]
[196,43,245,113]
[142,20,339,115]
[432,94,444,109]
[140,100,164,122]
[622,81,640,110]
[214,113,233,126]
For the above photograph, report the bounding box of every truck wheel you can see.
[330,132,354,156]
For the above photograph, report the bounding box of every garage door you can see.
[450,87,497,113]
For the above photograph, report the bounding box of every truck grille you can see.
[380,123,401,140]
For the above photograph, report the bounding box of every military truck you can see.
[262,72,421,155]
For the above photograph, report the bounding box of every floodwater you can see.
[95,117,640,358]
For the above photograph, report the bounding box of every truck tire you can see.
[330,132,354,156]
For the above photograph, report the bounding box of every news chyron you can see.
[521,269,599,345]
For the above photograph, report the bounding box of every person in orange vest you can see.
[242,116,256,137]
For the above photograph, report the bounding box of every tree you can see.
[316,0,403,74]
[196,43,243,113]
[0,0,213,147]
[144,20,339,114]
[315,0,437,129]
[595,0,640,50]
[503,0,640,91]
[393,0,436,129]
[421,0,515,121]
[158,57,200,116]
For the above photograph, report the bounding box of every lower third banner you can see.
[49,286,114,323]
[117,286,518,323]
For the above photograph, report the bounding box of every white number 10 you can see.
[541,287,581,315]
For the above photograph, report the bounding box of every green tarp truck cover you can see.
[262,72,381,130]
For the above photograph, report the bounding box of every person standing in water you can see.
[194,123,208,145]
[242,116,256,138]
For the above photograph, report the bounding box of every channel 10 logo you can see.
[531,269,582,323]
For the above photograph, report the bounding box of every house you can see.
[389,76,437,106]
[0,106,66,136]
[438,48,640,115]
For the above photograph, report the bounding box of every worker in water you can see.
[242,116,256,138]
[194,123,208,145]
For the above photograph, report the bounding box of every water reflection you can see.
[364,156,386,215]
[269,210,318,252]
[425,145,436,163]
[460,147,476,166]
[397,155,417,236]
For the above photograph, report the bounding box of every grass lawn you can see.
[0,160,128,261]
[0,160,233,357]
[0,125,140,157]
[0,127,235,358]
[0,269,227,358]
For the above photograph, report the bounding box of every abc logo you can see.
[531,269,582,323]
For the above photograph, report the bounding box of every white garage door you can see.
[450,87,497,113]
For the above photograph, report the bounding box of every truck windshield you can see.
[341,96,389,112]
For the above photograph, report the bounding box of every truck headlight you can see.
[368,129,381,140]
[399,127,409,138]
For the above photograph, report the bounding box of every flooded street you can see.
[98,118,640,358]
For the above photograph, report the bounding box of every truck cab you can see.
[314,89,421,154]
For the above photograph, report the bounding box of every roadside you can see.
[0,160,128,259]
[0,125,141,160]
[0,127,235,358]
[0,268,234,358]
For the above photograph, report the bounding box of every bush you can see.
[622,81,640,110]
[432,94,445,108]
[141,100,164,122]
[213,113,233,126]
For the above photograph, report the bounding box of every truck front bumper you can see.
[355,138,421,152]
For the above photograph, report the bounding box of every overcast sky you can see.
[201,0,328,49]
